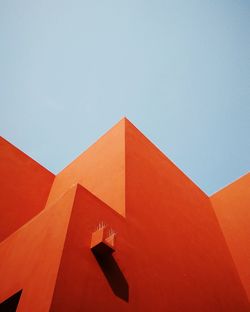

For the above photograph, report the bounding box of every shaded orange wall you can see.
[0,137,54,242]
[123,120,249,311]
[211,173,250,301]
[50,185,129,311]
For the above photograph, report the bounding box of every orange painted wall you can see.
[124,120,249,311]
[0,119,249,311]
[211,173,250,301]
[48,120,250,311]
[0,137,54,242]
[50,185,129,311]
[0,186,77,312]
[46,119,125,216]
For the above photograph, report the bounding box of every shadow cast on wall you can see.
[92,244,129,302]
[0,290,22,312]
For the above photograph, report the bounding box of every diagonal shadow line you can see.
[92,243,129,302]
[0,289,22,312]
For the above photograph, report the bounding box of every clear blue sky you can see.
[0,0,249,195]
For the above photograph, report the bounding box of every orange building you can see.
[0,118,249,311]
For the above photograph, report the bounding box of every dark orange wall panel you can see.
[0,137,54,241]
[124,120,249,311]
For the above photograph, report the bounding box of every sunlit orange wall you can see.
[211,173,250,301]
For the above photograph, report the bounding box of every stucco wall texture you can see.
[0,118,249,311]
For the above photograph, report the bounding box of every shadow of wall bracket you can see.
[90,222,129,302]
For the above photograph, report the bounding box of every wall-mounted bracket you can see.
[90,222,116,255]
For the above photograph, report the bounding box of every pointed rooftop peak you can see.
[47,117,208,217]
[114,116,138,128]
[46,117,147,216]
[47,118,126,216]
